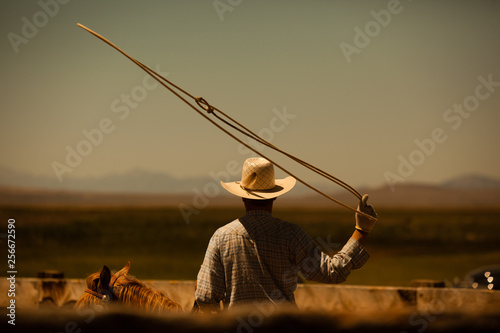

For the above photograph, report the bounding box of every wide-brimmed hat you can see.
[221,157,296,200]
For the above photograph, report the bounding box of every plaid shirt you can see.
[195,210,369,310]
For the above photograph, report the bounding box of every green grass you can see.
[1,206,499,287]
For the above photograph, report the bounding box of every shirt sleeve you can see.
[290,226,369,284]
[195,231,226,311]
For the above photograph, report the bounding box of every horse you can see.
[75,262,183,313]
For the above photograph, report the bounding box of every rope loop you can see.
[195,97,214,114]
[76,23,378,222]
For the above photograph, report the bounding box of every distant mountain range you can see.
[2,166,499,194]
[441,174,500,189]
[0,166,208,194]
[1,166,499,208]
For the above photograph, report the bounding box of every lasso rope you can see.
[76,23,377,222]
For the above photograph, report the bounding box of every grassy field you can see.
[1,205,499,287]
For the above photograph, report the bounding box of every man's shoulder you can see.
[213,219,245,236]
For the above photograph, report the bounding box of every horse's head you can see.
[75,261,132,310]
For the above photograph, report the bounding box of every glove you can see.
[355,194,377,233]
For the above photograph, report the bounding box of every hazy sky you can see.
[1,0,499,189]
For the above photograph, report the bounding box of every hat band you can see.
[239,182,284,193]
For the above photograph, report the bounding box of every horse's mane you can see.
[115,277,182,312]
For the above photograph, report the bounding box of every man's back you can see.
[195,210,369,310]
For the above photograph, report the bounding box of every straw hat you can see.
[221,157,296,200]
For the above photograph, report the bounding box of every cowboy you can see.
[195,157,377,311]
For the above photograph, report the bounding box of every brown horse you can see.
[75,262,183,313]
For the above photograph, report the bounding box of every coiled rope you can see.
[77,23,377,222]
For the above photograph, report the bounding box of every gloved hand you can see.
[355,194,377,233]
